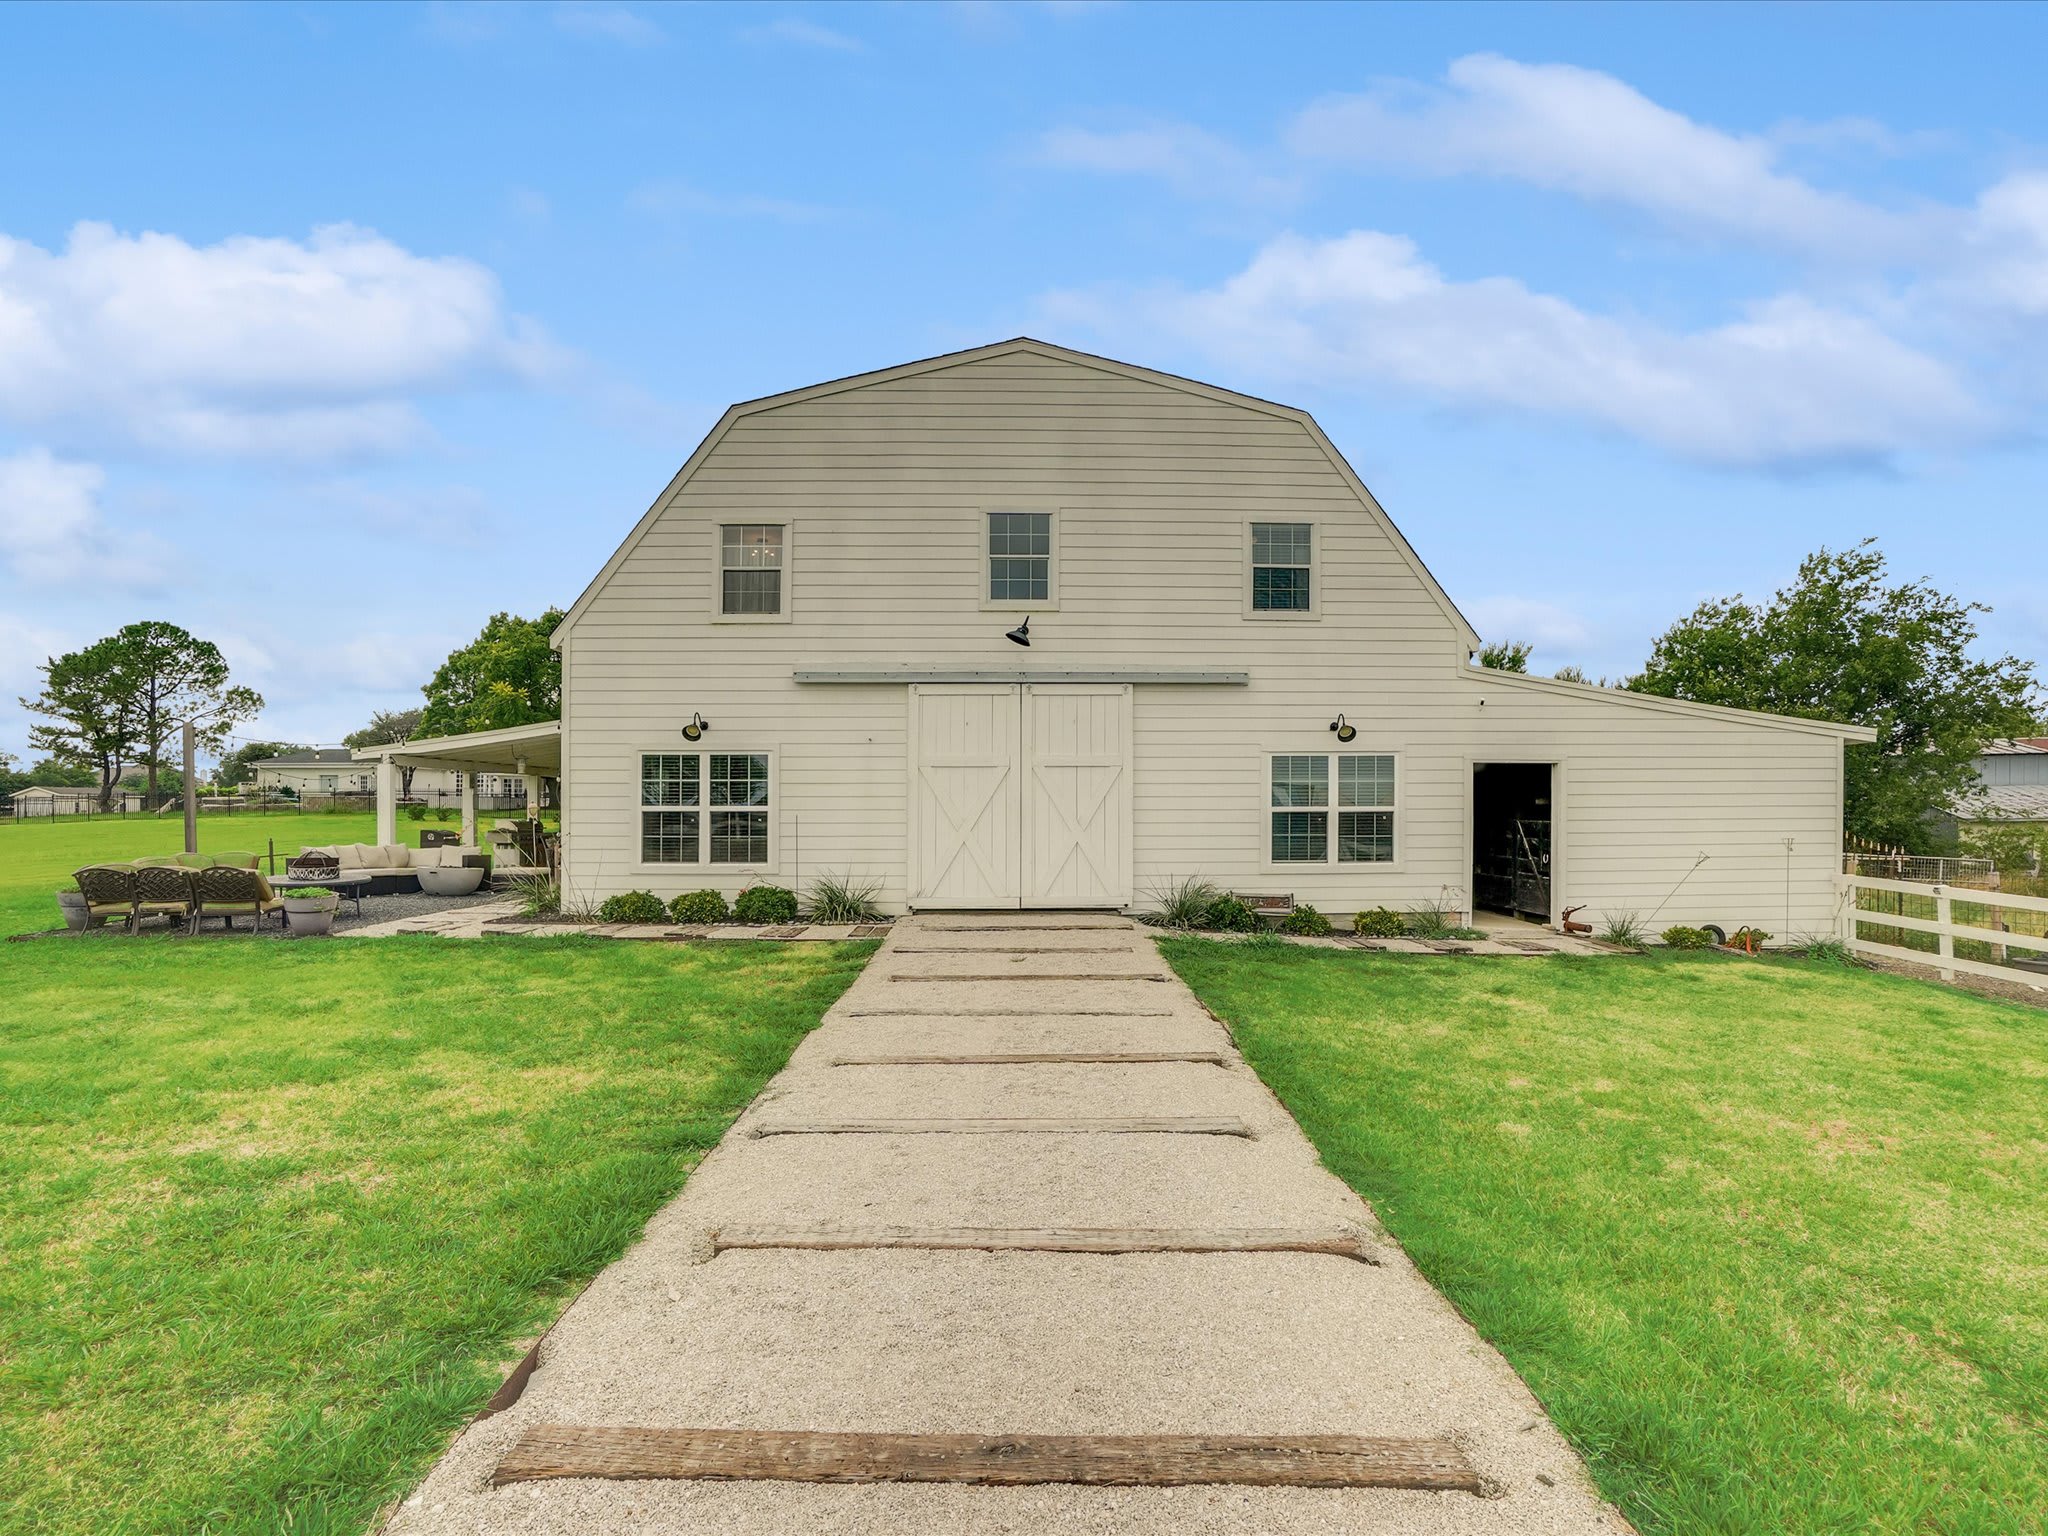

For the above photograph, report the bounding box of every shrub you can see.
[519,879,561,918]
[806,872,885,924]
[1728,926,1773,952]
[1800,935,1855,965]
[669,889,729,925]
[1661,925,1714,950]
[404,802,428,821]
[1147,874,1222,930]
[433,806,455,822]
[733,884,798,925]
[1279,904,1332,937]
[1403,901,1456,940]
[1353,906,1405,937]
[282,887,335,901]
[1598,909,1648,948]
[597,890,666,924]
[1202,894,1262,933]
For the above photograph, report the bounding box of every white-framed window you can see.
[640,753,699,863]
[985,511,1055,606]
[718,524,786,617]
[638,751,772,865]
[1269,752,1396,864]
[1249,522,1313,614]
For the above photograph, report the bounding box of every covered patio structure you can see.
[353,720,562,858]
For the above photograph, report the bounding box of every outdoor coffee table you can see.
[275,872,372,917]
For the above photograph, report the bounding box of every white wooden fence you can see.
[1837,873,2048,989]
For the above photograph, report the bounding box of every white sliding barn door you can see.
[1022,684,1131,909]
[908,685,1022,909]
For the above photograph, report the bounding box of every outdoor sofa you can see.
[295,843,486,895]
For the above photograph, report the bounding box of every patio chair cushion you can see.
[175,852,213,868]
[411,844,484,869]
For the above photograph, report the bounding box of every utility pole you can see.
[182,720,199,854]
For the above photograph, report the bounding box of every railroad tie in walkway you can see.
[886,972,1174,983]
[492,1426,1482,1491]
[711,1223,1384,1263]
[748,1115,1254,1138]
[827,1049,1229,1066]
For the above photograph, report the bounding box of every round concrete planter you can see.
[57,890,89,931]
[283,893,340,938]
[417,865,486,897]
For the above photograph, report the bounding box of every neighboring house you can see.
[254,749,523,801]
[10,785,148,816]
[1952,739,2048,825]
[381,339,1879,931]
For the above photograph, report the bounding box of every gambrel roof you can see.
[552,337,1480,648]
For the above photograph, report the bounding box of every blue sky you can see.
[3,0,2046,764]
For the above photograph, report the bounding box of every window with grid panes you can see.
[1250,522,1312,611]
[1337,754,1395,862]
[987,512,1051,602]
[708,753,770,862]
[640,753,699,863]
[720,524,784,615]
[1269,754,1328,861]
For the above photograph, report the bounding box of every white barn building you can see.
[374,340,1875,932]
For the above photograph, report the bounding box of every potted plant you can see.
[282,887,341,938]
[56,883,89,931]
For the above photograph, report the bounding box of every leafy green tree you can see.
[21,637,143,809]
[107,621,263,808]
[420,610,564,735]
[1629,540,2039,849]
[216,740,292,789]
[1477,639,1532,672]
[27,757,96,787]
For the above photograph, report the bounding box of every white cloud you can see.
[1047,229,1989,468]
[1289,54,1916,259]
[553,3,663,45]
[1032,123,1300,207]
[0,222,557,461]
[746,17,865,51]
[0,448,172,587]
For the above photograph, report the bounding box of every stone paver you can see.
[382,915,1632,1536]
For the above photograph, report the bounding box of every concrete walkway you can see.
[383,915,1630,1535]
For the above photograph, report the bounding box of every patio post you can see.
[459,770,476,848]
[375,756,398,846]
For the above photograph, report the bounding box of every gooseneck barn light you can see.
[1329,714,1357,743]
[681,712,710,741]
[1004,616,1032,647]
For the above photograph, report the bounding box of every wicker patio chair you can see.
[72,865,138,932]
[131,864,195,930]
[188,865,283,934]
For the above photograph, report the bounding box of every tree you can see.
[1629,540,2040,850]
[22,637,143,809]
[217,740,291,789]
[105,621,263,809]
[28,757,96,787]
[1476,639,1532,672]
[1553,664,1589,684]
[345,708,425,796]
[419,610,564,736]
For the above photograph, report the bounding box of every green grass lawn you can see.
[0,925,872,1534]
[0,811,557,939]
[1161,940,2046,1535]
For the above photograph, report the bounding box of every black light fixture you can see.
[1329,713,1356,743]
[1004,616,1032,647]
[681,711,710,742]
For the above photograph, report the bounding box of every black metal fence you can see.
[2,787,546,821]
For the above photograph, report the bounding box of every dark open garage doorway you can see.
[1473,763,1553,923]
